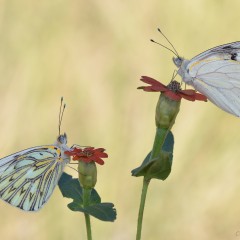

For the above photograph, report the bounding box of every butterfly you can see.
[153,29,240,117]
[0,98,71,211]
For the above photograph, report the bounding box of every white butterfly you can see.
[154,29,240,117]
[0,99,71,211]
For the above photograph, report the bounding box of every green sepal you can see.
[58,172,117,222]
[131,131,174,180]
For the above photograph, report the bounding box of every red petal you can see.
[99,152,108,158]
[194,93,208,101]
[84,147,94,151]
[179,90,208,102]
[67,146,108,165]
[139,76,168,92]
[96,148,105,152]
[65,149,80,156]
[95,158,105,165]
[94,149,108,158]
[140,76,166,87]
[180,89,196,96]
[178,93,196,101]
[164,91,181,101]
[137,86,162,92]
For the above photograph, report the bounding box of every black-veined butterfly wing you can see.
[189,41,240,63]
[185,42,240,116]
[0,145,70,211]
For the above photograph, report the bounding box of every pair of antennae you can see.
[58,97,66,135]
[151,28,179,57]
[57,30,175,135]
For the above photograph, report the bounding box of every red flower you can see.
[138,76,207,102]
[65,147,108,165]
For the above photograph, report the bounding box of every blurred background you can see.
[0,0,240,239]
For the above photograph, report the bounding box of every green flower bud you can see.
[155,93,181,129]
[78,161,97,189]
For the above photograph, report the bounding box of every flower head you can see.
[138,76,207,102]
[65,147,108,165]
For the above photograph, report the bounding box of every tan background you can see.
[0,0,240,239]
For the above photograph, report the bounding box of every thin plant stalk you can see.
[136,128,168,240]
[136,177,150,240]
[83,188,92,240]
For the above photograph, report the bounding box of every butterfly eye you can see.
[173,57,183,68]
[57,133,67,145]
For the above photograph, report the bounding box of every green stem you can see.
[136,128,168,240]
[150,128,168,160]
[83,188,92,240]
[136,177,150,240]
[135,93,180,239]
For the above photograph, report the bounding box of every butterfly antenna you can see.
[157,28,180,57]
[150,39,178,57]
[58,97,66,135]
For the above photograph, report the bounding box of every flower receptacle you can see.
[155,93,181,129]
[78,161,97,189]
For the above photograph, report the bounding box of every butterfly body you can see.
[173,41,240,117]
[0,133,70,211]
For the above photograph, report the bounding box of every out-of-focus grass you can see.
[0,0,240,239]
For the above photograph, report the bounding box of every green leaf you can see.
[58,172,83,201]
[131,151,151,176]
[131,131,174,180]
[68,202,117,222]
[58,172,116,221]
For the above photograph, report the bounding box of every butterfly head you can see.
[56,133,67,145]
[173,56,184,68]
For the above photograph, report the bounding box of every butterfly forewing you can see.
[0,145,70,211]
[189,41,240,62]
[174,41,240,117]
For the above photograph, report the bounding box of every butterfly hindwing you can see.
[0,145,69,211]
[191,78,240,116]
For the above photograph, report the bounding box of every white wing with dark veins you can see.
[182,41,240,117]
[0,145,70,211]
